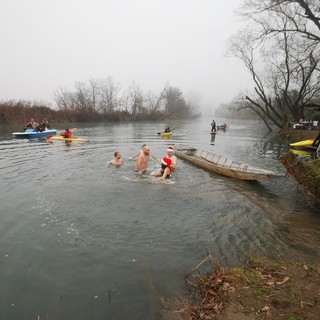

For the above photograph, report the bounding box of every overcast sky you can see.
[0,0,251,112]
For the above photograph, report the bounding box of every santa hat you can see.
[161,157,172,166]
[167,146,174,153]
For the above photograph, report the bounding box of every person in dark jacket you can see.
[211,120,216,132]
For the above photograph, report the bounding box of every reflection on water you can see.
[0,118,319,320]
[290,148,318,159]
[284,211,320,257]
[210,132,216,145]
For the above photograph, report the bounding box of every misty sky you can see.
[0,0,251,111]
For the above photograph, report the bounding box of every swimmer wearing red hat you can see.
[150,157,172,180]
[166,146,177,170]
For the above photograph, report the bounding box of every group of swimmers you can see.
[108,144,177,180]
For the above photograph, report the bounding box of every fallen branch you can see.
[185,254,215,278]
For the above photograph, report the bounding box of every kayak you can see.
[290,138,315,147]
[290,149,313,157]
[48,136,89,142]
[161,132,172,138]
[12,128,57,139]
[210,131,217,135]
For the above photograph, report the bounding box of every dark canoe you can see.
[174,144,285,181]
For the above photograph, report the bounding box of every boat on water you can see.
[12,128,57,139]
[48,136,89,142]
[290,138,315,148]
[217,123,228,130]
[174,144,285,181]
[161,131,172,138]
[210,131,217,135]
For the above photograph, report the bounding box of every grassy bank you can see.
[164,256,320,320]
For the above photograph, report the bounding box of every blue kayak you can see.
[12,128,57,139]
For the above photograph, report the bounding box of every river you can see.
[1,118,320,320]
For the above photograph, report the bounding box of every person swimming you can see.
[135,145,150,173]
[150,157,172,180]
[129,144,157,160]
[108,151,123,167]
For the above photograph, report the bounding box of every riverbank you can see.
[280,128,318,142]
[163,256,320,319]
[279,128,320,204]
[280,152,320,203]
[162,129,320,319]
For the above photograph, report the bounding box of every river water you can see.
[1,118,320,320]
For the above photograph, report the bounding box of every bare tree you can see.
[273,0,320,40]
[98,77,120,115]
[74,81,91,110]
[125,82,144,119]
[144,86,167,118]
[228,0,320,130]
[53,77,200,120]
[241,0,320,42]
[87,78,99,113]
[54,87,77,110]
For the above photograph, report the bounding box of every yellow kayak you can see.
[290,149,312,157]
[290,138,314,147]
[161,132,172,138]
[48,136,89,142]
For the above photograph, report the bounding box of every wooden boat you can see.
[12,128,57,139]
[174,144,285,181]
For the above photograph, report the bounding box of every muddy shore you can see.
[280,128,318,142]
[163,257,320,320]
[279,128,320,203]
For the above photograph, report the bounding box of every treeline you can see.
[0,79,200,124]
[0,100,94,124]
[0,100,56,124]
[54,78,199,121]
